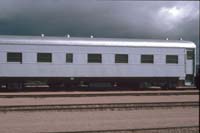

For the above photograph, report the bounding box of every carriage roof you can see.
[0,35,196,48]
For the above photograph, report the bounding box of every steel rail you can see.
[43,126,199,133]
[0,91,198,98]
[0,101,198,112]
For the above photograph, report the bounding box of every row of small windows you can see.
[6,52,179,64]
[7,52,73,63]
[87,54,129,63]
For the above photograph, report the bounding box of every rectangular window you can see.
[187,50,194,60]
[141,55,154,63]
[37,53,52,62]
[66,53,73,63]
[7,52,22,63]
[166,55,178,64]
[115,54,128,63]
[88,54,102,63]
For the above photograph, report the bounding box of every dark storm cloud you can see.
[0,1,198,37]
[0,0,199,63]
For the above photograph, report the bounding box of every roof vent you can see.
[66,34,70,38]
[90,35,94,38]
[166,38,168,40]
[179,38,183,40]
[41,34,45,37]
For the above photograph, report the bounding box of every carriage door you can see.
[185,49,195,85]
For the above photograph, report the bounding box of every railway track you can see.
[0,101,198,112]
[44,126,199,133]
[0,91,198,98]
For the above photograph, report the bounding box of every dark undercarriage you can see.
[0,77,183,92]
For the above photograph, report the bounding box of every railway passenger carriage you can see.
[0,35,196,90]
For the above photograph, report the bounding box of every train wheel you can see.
[6,82,24,91]
[140,82,151,89]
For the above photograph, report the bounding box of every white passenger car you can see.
[0,35,196,90]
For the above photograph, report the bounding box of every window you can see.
[37,53,52,62]
[7,52,22,63]
[66,53,73,63]
[88,54,102,63]
[115,54,128,63]
[166,55,178,64]
[141,55,154,63]
[187,50,194,60]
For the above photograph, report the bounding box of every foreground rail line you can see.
[0,101,198,112]
[44,126,199,133]
[0,91,198,98]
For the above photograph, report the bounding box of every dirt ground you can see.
[0,107,198,133]
[0,95,198,106]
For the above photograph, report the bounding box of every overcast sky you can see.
[0,0,199,63]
